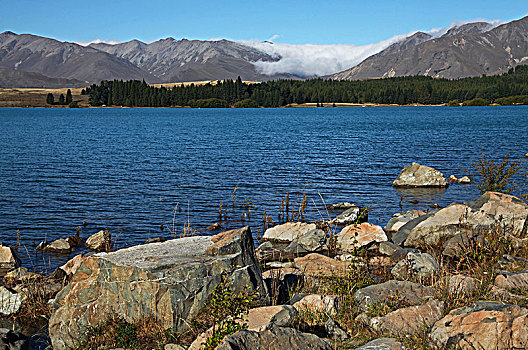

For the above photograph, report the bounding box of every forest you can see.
[85,65,528,107]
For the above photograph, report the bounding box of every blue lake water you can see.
[0,106,527,271]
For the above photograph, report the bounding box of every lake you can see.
[0,106,527,271]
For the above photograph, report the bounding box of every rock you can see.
[354,280,435,311]
[430,301,528,349]
[378,242,402,256]
[325,318,349,341]
[391,212,435,246]
[391,251,439,280]
[442,233,484,258]
[489,286,528,303]
[66,235,83,247]
[337,223,387,251]
[247,305,297,331]
[43,238,72,254]
[448,275,477,295]
[355,337,404,350]
[284,229,327,254]
[294,253,350,278]
[458,176,471,184]
[263,222,317,242]
[384,210,425,234]
[58,254,85,277]
[292,294,339,315]
[4,267,41,283]
[164,345,185,350]
[145,237,167,244]
[216,327,332,350]
[326,202,356,211]
[495,271,528,290]
[35,241,48,251]
[0,328,29,350]
[495,254,528,271]
[48,227,265,350]
[392,162,448,188]
[369,299,444,336]
[330,206,362,226]
[447,175,459,183]
[0,286,25,316]
[85,229,110,252]
[266,261,295,269]
[403,192,528,248]
[0,243,20,272]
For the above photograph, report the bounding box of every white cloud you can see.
[76,38,121,46]
[241,17,505,77]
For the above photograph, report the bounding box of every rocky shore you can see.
[1,163,528,349]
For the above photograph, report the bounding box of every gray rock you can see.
[284,229,327,254]
[384,210,425,234]
[378,242,402,256]
[355,337,403,350]
[330,206,362,226]
[354,280,435,311]
[325,318,349,341]
[391,212,434,246]
[404,192,528,248]
[0,328,29,350]
[247,305,297,331]
[49,227,265,350]
[392,162,448,188]
[216,327,332,350]
[263,222,317,242]
[442,233,484,258]
[495,254,528,271]
[0,286,25,317]
[448,275,478,295]
[262,268,303,305]
[43,238,72,254]
[495,271,528,290]
[86,230,111,252]
[326,202,357,211]
[0,244,20,273]
[391,251,439,280]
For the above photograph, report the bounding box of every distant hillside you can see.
[90,38,299,82]
[331,17,528,80]
[0,67,84,88]
[0,31,160,85]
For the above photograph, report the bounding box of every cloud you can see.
[76,38,121,46]
[241,17,505,77]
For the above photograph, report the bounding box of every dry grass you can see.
[0,88,89,107]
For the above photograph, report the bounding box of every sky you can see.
[1,0,526,45]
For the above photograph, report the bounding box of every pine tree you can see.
[66,89,73,104]
[46,93,54,105]
[58,94,65,105]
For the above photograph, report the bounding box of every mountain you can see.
[331,17,528,80]
[0,67,84,88]
[0,31,160,85]
[89,38,297,82]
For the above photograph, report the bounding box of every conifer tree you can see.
[46,93,54,105]
[58,94,65,105]
[66,89,73,104]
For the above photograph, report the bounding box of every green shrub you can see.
[467,152,526,195]
[234,99,259,108]
[447,99,459,106]
[68,101,80,108]
[495,95,528,105]
[462,98,489,106]
[188,98,228,108]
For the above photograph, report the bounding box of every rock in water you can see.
[0,243,20,273]
[85,230,111,251]
[330,206,362,226]
[43,238,73,254]
[393,162,448,188]
[48,227,265,350]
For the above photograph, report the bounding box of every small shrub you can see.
[447,99,459,106]
[233,99,259,108]
[462,98,488,106]
[68,101,80,108]
[466,152,526,195]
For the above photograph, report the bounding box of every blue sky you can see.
[1,0,526,45]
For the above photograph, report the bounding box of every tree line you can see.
[85,65,528,108]
[46,89,74,106]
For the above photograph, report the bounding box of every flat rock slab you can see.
[338,223,387,251]
[49,227,264,350]
[294,253,349,277]
[355,337,404,350]
[354,280,435,311]
[263,222,317,242]
[369,299,444,336]
[431,301,528,349]
[393,162,448,188]
[216,327,332,350]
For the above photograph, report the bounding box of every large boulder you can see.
[0,244,20,274]
[401,192,528,248]
[216,327,332,350]
[48,227,265,350]
[263,222,317,242]
[430,301,528,349]
[392,162,448,188]
[337,223,387,251]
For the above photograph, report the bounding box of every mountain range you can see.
[0,15,527,87]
